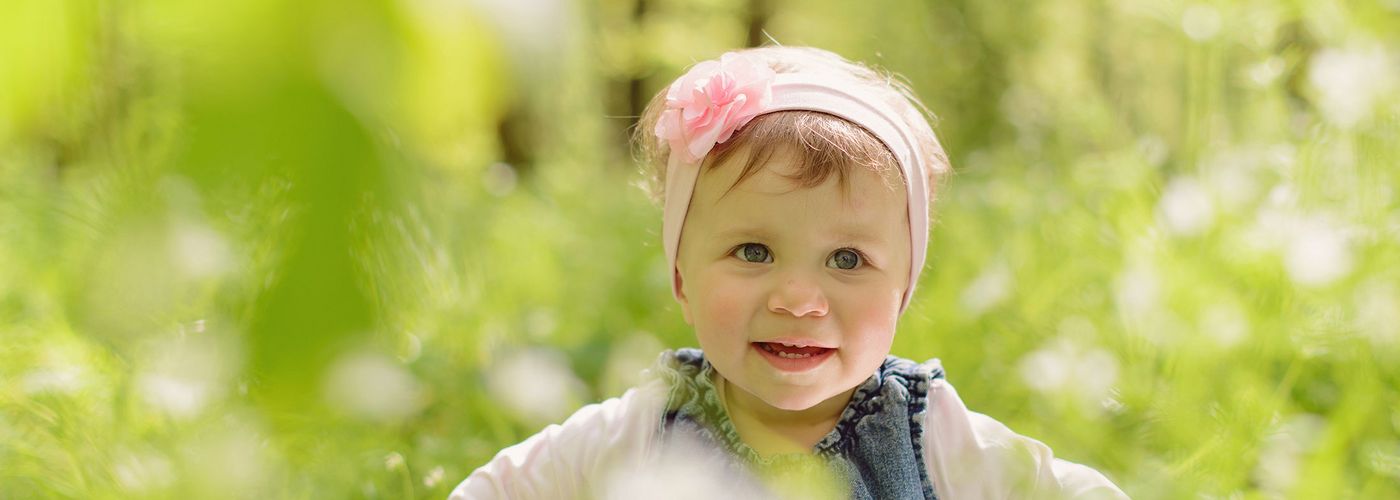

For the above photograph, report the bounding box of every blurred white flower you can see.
[136,335,234,420]
[1284,220,1353,286]
[171,221,233,279]
[483,162,518,197]
[1242,186,1299,253]
[139,374,212,419]
[1115,263,1160,317]
[486,347,587,425]
[1363,442,1400,481]
[1254,414,1327,495]
[1267,143,1298,169]
[1309,45,1396,128]
[1018,339,1120,411]
[1198,145,1283,213]
[1200,302,1250,348]
[323,350,427,423]
[1254,429,1301,494]
[1210,166,1260,215]
[601,333,664,396]
[21,367,84,396]
[423,465,445,488]
[1158,177,1215,236]
[1248,57,1286,87]
[960,260,1014,316]
[465,0,569,71]
[1100,390,1126,414]
[1019,344,1072,393]
[600,433,768,499]
[1182,5,1222,41]
[385,452,406,471]
[1247,198,1356,287]
[113,450,175,493]
[1077,348,1119,399]
[1355,280,1400,348]
[1267,184,1298,208]
[1136,135,1169,168]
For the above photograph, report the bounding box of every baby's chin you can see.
[755,385,854,413]
[762,394,831,412]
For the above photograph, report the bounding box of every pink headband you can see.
[655,52,929,314]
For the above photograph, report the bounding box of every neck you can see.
[716,372,856,455]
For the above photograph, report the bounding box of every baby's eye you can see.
[827,249,862,270]
[733,243,772,263]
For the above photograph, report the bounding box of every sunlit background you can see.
[2,0,1398,497]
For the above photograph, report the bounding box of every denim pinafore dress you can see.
[648,348,944,499]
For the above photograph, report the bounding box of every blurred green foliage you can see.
[2,0,1399,498]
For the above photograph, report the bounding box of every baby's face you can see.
[675,147,910,411]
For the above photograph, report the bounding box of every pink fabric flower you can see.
[654,52,776,163]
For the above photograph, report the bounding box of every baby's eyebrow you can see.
[831,228,886,245]
[716,227,773,241]
[716,226,887,246]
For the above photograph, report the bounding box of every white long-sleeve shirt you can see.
[453,373,1129,499]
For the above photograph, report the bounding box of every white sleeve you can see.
[450,381,666,500]
[922,379,1129,499]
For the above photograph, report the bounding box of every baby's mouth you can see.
[753,342,834,359]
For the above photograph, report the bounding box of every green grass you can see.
[2,0,1398,498]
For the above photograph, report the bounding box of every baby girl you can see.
[453,46,1128,499]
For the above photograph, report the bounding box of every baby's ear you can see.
[675,268,694,325]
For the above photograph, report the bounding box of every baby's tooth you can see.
[774,351,814,359]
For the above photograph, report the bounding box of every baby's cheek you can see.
[834,288,900,346]
[696,278,756,334]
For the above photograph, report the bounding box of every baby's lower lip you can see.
[751,342,835,372]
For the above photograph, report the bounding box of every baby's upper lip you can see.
[754,337,837,349]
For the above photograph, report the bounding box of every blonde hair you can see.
[632,46,950,208]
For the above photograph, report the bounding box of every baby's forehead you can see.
[700,145,903,201]
[693,154,908,228]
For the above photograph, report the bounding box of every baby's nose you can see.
[767,278,829,317]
